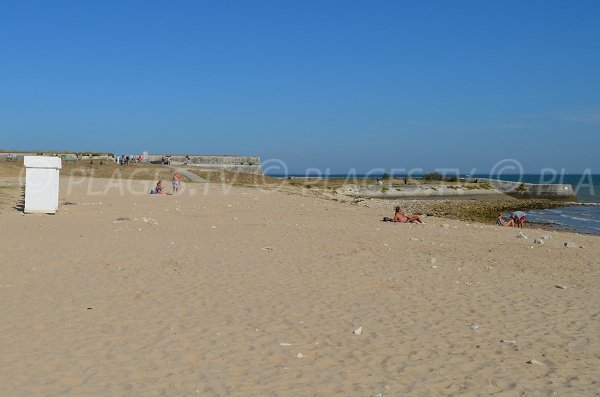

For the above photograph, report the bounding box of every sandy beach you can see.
[1,176,599,396]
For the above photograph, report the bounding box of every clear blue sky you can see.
[1,0,599,173]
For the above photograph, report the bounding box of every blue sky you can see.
[1,0,599,173]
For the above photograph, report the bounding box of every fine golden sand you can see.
[1,177,599,396]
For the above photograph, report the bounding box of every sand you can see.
[1,176,599,396]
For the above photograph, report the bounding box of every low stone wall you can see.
[0,152,111,161]
[475,178,576,200]
[186,163,263,174]
[147,154,262,174]
[1,152,262,173]
[338,179,577,201]
[337,184,506,199]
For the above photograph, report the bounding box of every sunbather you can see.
[392,206,425,224]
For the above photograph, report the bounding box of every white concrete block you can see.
[24,156,62,214]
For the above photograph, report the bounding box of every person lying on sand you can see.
[383,207,425,223]
[497,212,515,227]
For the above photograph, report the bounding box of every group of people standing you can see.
[116,154,142,165]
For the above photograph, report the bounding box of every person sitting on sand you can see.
[391,206,425,224]
[511,211,527,228]
[497,212,515,227]
[151,180,165,195]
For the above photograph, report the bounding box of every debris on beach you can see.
[279,342,292,346]
[427,257,438,265]
[441,224,450,228]
[142,217,159,226]
[353,326,363,335]
[500,339,517,345]
[516,232,528,239]
[80,201,103,206]
[542,235,553,240]
[533,239,545,245]
[350,247,374,256]
[526,359,545,366]
[410,237,419,241]
[564,242,578,248]
[262,246,274,251]
[555,284,568,289]
[469,323,480,330]
[296,352,304,359]
[113,217,131,224]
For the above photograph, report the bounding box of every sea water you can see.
[525,205,600,235]
[493,174,600,235]
[272,173,600,234]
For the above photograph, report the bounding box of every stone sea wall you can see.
[338,180,577,201]
[475,178,576,200]
[337,184,506,199]
[1,152,263,174]
[147,154,262,174]
[0,152,112,161]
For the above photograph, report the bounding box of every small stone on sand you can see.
[526,359,544,366]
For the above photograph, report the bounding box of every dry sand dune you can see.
[1,177,599,396]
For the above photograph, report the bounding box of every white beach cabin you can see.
[24,156,62,214]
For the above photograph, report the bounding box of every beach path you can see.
[166,165,207,183]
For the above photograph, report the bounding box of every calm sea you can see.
[271,173,600,234]
[491,174,600,234]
